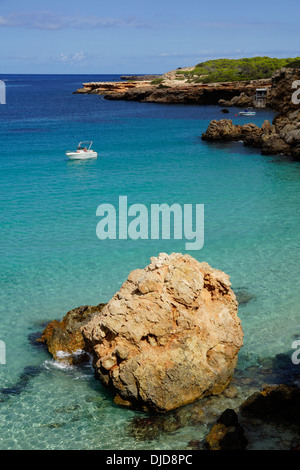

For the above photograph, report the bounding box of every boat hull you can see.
[66,151,98,160]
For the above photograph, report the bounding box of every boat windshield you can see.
[77,141,92,151]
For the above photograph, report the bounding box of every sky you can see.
[0,0,299,74]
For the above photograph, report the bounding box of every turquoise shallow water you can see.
[0,75,300,449]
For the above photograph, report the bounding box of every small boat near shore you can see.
[66,141,97,160]
[238,109,256,116]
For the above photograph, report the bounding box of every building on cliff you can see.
[254,88,268,107]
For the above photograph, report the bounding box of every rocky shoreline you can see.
[74,67,299,159]
[202,68,300,159]
[74,76,271,106]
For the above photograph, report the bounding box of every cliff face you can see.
[75,78,271,106]
[202,68,300,159]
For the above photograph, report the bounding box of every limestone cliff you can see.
[75,78,271,106]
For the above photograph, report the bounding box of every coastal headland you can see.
[74,57,299,107]
[75,76,272,106]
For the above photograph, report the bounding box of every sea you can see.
[0,74,299,450]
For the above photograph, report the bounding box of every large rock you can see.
[202,119,243,141]
[218,92,254,108]
[202,119,264,145]
[261,133,291,155]
[82,253,243,412]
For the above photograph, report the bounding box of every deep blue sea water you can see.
[0,74,300,449]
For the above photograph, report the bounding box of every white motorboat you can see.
[66,141,97,160]
[238,109,256,116]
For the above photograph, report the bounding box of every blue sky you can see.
[0,0,299,74]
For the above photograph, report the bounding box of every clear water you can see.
[0,75,300,449]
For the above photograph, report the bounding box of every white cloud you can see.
[53,51,87,64]
[0,12,150,30]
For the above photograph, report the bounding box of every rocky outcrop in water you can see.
[205,409,247,450]
[202,119,265,145]
[203,68,300,159]
[82,253,243,412]
[38,303,105,365]
[218,92,254,108]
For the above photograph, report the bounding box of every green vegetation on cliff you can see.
[178,57,300,83]
[286,59,300,69]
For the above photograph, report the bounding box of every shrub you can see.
[180,57,300,83]
[151,78,164,85]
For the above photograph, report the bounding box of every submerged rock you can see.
[82,253,243,412]
[240,384,300,424]
[1,365,42,397]
[234,288,256,306]
[186,440,204,450]
[38,303,106,365]
[40,422,66,429]
[28,330,48,349]
[128,414,181,441]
